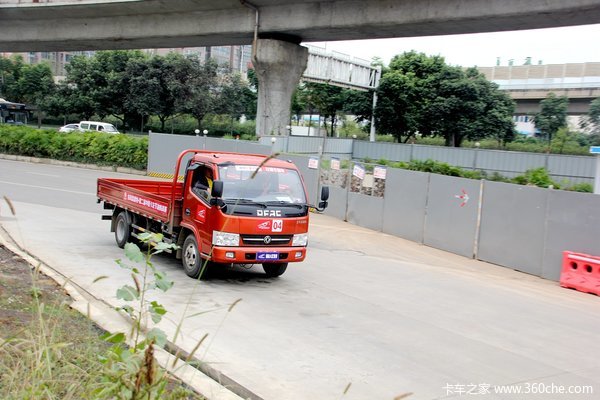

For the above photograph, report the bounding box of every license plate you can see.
[257,252,279,262]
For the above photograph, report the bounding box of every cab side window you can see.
[191,166,213,202]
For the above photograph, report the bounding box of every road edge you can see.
[0,224,250,400]
[0,153,147,176]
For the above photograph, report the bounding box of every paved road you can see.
[1,159,600,400]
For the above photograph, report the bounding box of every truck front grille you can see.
[241,235,292,246]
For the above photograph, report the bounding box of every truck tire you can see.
[262,263,288,278]
[182,234,203,279]
[115,211,131,248]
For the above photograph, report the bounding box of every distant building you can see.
[145,45,252,74]
[1,45,252,79]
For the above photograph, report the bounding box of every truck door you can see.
[183,164,215,258]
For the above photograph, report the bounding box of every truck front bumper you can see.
[210,246,306,264]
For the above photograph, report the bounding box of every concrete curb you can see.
[0,225,245,400]
[0,153,147,176]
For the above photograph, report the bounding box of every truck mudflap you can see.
[210,246,306,264]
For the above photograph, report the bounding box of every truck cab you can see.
[179,152,320,278]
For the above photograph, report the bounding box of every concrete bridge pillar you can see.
[254,39,308,137]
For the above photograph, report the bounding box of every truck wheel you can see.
[115,211,131,248]
[262,263,288,278]
[182,234,202,278]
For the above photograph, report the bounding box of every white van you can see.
[79,121,120,134]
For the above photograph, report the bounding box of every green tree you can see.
[44,84,77,125]
[16,63,56,127]
[0,55,24,101]
[375,51,515,146]
[302,82,347,137]
[59,55,97,119]
[63,50,146,130]
[580,97,600,145]
[215,72,256,132]
[426,67,515,147]
[291,87,305,124]
[376,51,448,143]
[125,54,184,132]
[534,93,568,143]
[550,127,577,154]
[587,97,600,132]
[92,50,147,130]
[375,69,421,142]
[173,57,219,130]
[342,89,373,125]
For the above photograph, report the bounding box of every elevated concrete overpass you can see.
[2,0,600,51]
[2,0,600,136]
[480,63,600,115]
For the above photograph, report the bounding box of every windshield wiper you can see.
[264,201,307,209]
[224,198,268,208]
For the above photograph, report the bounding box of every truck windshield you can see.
[218,165,306,204]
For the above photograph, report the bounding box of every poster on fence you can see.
[308,157,319,169]
[352,164,365,180]
[373,166,387,180]
[330,158,340,171]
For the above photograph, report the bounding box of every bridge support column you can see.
[254,39,308,137]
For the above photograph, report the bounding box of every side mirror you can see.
[320,186,329,202]
[317,186,329,210]
[211,180,223,198]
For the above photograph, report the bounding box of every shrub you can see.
[565,182,593,193]
[512,167,559,189]
[0,125,148,169]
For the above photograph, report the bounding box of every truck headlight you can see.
[292,233,308,246]
[212,231,239,247]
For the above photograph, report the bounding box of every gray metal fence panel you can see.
[322,186,347,220]
[412,145,475,169]
[148,133,204,177]
[382,169,429,243]
[288,136,322,154]
[353,141,412,162]
[258,136,286,153]
[542,190,600,281]
[547,154,595,183]
[346,192,384,231]
[148,133,271,178]
[324,138,353,156]
[477,181,548,276]
[284,154,320,204]
[475,150,547,175]
[423,174,481,258]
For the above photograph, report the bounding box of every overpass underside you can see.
[2,0,600,52]
[510,88,600,115]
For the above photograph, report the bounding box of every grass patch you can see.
[0,245,202,399]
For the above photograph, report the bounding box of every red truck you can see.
[97,149,329,278]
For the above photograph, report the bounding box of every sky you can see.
[306,23,600,68]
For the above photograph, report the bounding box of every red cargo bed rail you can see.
[97,178,183,223]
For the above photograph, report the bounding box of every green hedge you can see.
[0,126,147,170]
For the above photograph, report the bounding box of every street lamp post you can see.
[270,136,277,154]
[203,129,208,149]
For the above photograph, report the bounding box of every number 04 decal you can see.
[272,219,283,232]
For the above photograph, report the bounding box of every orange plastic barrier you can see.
[560,251,600,296]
